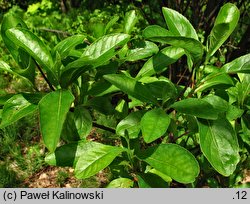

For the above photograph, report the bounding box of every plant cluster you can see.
[0,3,249,187]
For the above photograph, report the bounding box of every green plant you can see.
[0,3,249,188]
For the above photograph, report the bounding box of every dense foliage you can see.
[0,0,250,187]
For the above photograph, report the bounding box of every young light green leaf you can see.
[136,46,185,78]
[0,94,37,129]
[198,117,240,176]
[170,98,220,120]
[162,7,198,40]
[53,34,85,59]
[124,10,138,34]
[142,144,200,184]
[116,111,145,139]
[82,33,130,67]
[75,142,124,179]
[206,3,240,61]
[125,41,159,62]
[141,108,170,143]
[106,178,134,188]
[6,27,58,85]
[103,73,158,104]
[221,53,250,74]
[195,73,234,93]
[39,90,75,152]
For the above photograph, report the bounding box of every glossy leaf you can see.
[136,46,185,78]
[106,178,134,188]
[198,117,240,176]
[171,98,220,120]
[221,54,250,74]
[103,73,158,104]
[0,94,37,129]
[82,33,130,67]
[142,25,172,39]
[143,28,203,62]
[141,108,170,143]
[206,3,240,60]
[137,173,169,188]
[6,27,58,85]
[142,144,200,183]
[53,34,85,59]
[75,142,124,179]
[124,10,138,34]
[125,41,159,61]
[162,7,198,40]
[116,111,145,139]
[195,73,234,93]
[39,90,74,152]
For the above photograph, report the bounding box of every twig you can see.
[93,122,116,134]
[34,60,55,91]
[37,28,72,36]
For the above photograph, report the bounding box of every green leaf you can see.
[0,60,34,87]
[143,29,203,63]
[1,13,36,84]
[195,73,234,93]
[142,144,200,183]
[1,12,28,63]
[106,178,134,188]
[104,15,119,34]
[39,90,74,152]
[136,46,185,78]
[221,54,250,74]
[241,113,250,146]
[85,96,114,115]
[141,108,170,143]
[125,41,159,62]
[171,98,221,120]
[206,3,240,60]
[74,106,92,138]
[198,117,240,176]
[137,173,169,188]
[202,95,229,113]
[103,73,158,104]
[61,112,80,142]
[0,94,37,129]
[116,111,145,139]
[6,27,58,85]
[88,80,119,96]
[45,140,89,166]
[53,34,86,59]
[75,142,124,179]
[82,33,130,67]
[142,25,172,39]
[162,7,198,40]
[124,10,138,34]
